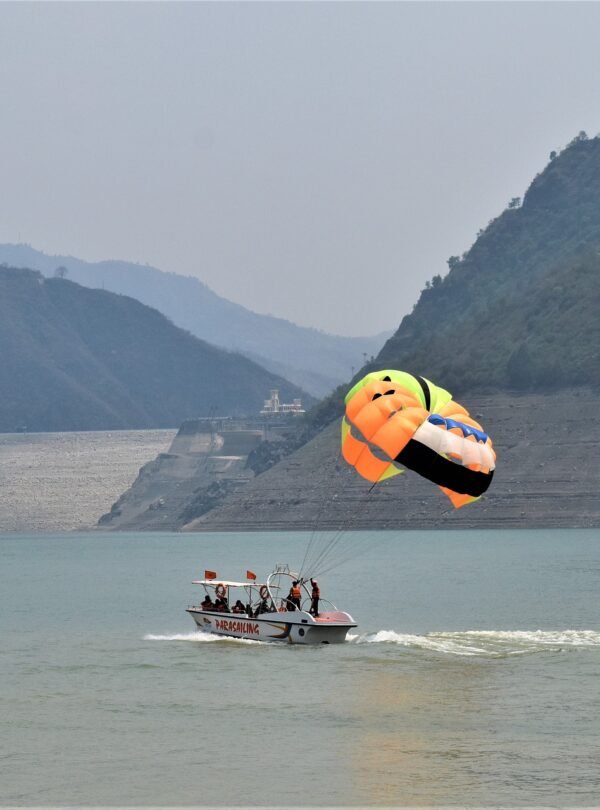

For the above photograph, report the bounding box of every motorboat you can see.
[186,563,357,644]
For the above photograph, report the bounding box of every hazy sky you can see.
[1,2,600,336]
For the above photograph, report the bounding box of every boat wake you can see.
[347,629,600,657]
[144,629,600,655]
[144,631,265,645]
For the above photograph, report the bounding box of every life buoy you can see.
[215,583,226,598]
[259,585,269,600]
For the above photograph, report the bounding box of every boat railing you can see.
[303,596,337,613]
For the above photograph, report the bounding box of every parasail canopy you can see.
[341,370,495,508]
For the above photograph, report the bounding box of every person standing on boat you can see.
[288,581,302,611]
[310,579,320,617]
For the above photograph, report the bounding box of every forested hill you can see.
[378,133,600,392]
[0,244,390,398]
[0,267,310,432]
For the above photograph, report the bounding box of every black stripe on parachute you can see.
[412,374,431,411]
[395,440,493,497]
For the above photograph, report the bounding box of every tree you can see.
[567,131,588,147]
[54,266,68,279]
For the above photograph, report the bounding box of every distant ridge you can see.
[0,244,391,397]
[0,266,311,432]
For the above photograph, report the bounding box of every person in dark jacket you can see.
[310,579,320,617]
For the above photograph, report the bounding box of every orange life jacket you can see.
[312,585,320,598]
[291,586,301,599]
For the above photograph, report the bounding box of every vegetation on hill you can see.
[0,267,311,432]
[297,132,600,443]
[0,244,390,397]
[378,132,600,392]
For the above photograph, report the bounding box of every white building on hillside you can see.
[260,389,305,415]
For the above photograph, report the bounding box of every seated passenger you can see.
[232,599,245,614]
[258,598,271,614]
[253,601,269,617]
[201,595,214,610]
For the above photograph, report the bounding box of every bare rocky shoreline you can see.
[0,429,175,532]
[183,390,600,531]
[4,391,597,534]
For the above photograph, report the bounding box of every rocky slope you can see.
[183,391,600,530]
[98,420,270,530]
[0,429,174,532]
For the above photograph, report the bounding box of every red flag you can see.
[204,570,217,580]
[246,570,257,581]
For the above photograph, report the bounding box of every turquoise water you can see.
[2,529,600,806]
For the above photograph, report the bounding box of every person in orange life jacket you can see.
[288,581,302,611]
[310,579,320,617]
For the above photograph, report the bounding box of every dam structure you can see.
[98,417,275,531]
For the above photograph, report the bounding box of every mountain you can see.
[173,133,600,530]
[0,266,311,432]
[0,244,391,398]
[378,132,600,392]
[295,133,600,436]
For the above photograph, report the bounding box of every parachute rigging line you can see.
[299,456,388,580]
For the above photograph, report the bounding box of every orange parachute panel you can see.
[370,408,427,458]
[342,423,398,482]
[439,487,479,509]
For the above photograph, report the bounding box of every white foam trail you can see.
[348,629,600,657]
[144,631,265,645]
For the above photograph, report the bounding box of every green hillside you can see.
[294,133,600,442]
[0,243,390,398]
[0,267,311,432]
[378,133,600,391]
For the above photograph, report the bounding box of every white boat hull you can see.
[186,608,356,644]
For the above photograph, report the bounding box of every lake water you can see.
[2,529,600,806]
